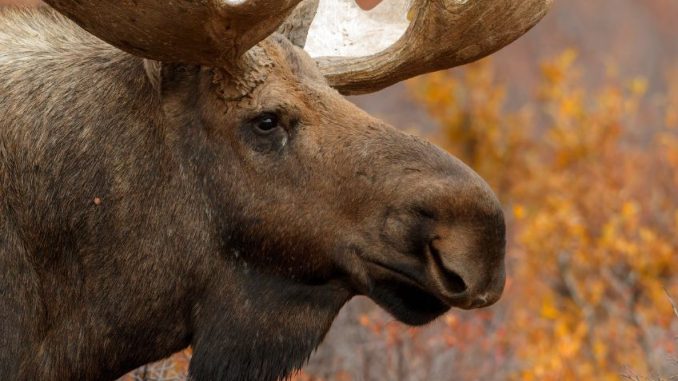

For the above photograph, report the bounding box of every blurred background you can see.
[3,0,677,380]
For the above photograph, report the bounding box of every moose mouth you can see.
[364,242,472,326]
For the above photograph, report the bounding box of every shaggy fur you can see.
[0,7,506,381]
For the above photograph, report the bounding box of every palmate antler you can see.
[44,0,305,65]
[314,0,554,95]
[45,0,552,94]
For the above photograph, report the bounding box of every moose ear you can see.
[277,0,319,48]
[143,59,162,93]
[143,59,201,98]
[144,60,203,124]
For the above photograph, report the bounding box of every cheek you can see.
[229,207,338,278]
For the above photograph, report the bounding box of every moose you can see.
[0,0,551,379]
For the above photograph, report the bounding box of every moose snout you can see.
[422,219,506,310]
[406,173,507,310]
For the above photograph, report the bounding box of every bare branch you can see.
[665,288,678,320]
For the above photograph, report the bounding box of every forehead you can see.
[245,36,332,103]
[210,35,334,107]
[266,34,327,86]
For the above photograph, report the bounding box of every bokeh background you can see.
[3,1,677,380]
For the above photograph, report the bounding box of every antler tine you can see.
[44,0,304,66]
[317,0,553,95]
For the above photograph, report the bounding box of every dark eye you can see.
[253,113,280,134]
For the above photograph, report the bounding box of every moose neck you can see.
[190,259,351,381]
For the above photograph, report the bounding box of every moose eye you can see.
[242,111,292,153]
[253,113,280,134]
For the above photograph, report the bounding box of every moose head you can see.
[0,0,551,379]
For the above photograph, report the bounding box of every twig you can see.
[664,288,678,320]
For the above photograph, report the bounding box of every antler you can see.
[44,0,304,66]
[316,0,553,95]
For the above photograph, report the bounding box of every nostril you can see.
[443,269,467,294]
[427,241,467,294]
[413,206,437,221]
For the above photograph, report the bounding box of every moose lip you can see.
[365,257,472,310]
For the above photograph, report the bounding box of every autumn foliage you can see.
[121,52,678,381]
[406,50,678,381]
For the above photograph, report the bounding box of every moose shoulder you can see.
[0,1,551,380]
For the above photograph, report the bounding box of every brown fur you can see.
[0,7,506,381]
